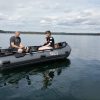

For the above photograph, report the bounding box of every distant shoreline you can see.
[0,30,100,36]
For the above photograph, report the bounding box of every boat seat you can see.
[54,43,62,49]
[54,43,59,49]
[54,42,67,49]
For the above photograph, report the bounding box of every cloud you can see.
[40,9,100,27]
[0,0,100,32]
[0,13,8,20]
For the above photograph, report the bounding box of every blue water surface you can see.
[0,33,100,100]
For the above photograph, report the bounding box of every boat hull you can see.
[0,42,71,70]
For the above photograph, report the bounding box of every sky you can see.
[0,0,100,33]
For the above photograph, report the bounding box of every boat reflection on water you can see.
[42,61,70,89]
[0,59,71,89]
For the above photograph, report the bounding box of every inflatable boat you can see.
[0,42,71,70]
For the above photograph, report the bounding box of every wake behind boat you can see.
[0,42,71,70]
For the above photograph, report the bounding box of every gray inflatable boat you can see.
[0,42,71,70]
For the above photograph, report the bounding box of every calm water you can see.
[0,33,100,100]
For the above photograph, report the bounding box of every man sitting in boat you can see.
[38,31,55,50]
[10,31,26,53]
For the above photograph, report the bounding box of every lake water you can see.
[0,33,100,100]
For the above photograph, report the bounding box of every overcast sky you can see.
[0,0,100,32]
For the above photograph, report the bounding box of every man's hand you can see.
[20,43,25,49]
[18,46,23,49]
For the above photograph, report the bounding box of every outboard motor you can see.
[0,61,2,66]
[0,61,10,66]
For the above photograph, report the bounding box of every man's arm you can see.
[45,37,53,46]
[19,43,25,49]
[11,42,20,49]
[45,43,51,47]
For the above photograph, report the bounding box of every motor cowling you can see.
[0,60,10,66]
[0,61,2,66]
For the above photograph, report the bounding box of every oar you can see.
[0,46,40,57]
